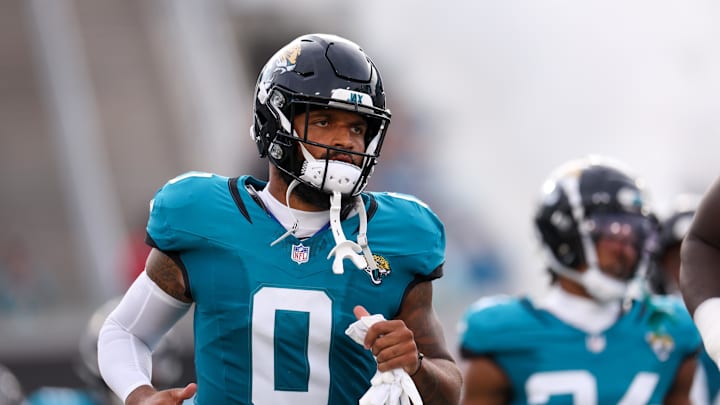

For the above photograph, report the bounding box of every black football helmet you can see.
[657,194,700,254]
[251,33,391,196]
[534,156,658,301]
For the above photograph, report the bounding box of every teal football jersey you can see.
[146,173,445,404]
[459,294,701,404]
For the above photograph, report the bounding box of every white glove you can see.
[345,314,423,405]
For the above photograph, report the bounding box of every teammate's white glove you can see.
[345,314,423,405]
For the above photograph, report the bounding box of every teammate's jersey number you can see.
[526,370,659,404]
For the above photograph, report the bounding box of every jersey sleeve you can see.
[458,295,540,356]
[373,192,446,277]
[647,295,702,357]
[146,171,227,252]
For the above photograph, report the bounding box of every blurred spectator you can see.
[119,224,151,288]
[0,236,56,314]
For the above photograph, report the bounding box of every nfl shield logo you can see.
[291,244,310,264]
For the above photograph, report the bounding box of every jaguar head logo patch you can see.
[364,254,391,285]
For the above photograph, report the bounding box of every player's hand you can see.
[125,382,197,405]
[353,305,421,375]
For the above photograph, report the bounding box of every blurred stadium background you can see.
[1,0,719,396]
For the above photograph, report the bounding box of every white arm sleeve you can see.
[693,297,720,370]
[97,271,192,402]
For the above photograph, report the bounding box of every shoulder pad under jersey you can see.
[147,171,232,251]
[642,294,702,355]
[367,191,445,276]
[459,295,543,355]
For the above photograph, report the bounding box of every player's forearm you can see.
[97,272,192,401]
[412,357,463,405]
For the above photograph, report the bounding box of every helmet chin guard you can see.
[544,247,630,303]
[300,160,362,195]
[580,267,629,302]
[298,142,362,194]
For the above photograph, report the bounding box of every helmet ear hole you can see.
[556,243,576,266]
[268,143,284,160]
[253,107,274,158]
[536,211,584,269]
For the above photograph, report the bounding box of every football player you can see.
[458,156,699,404]
[96,33,462,404]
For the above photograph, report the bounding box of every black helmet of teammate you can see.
[534,156,658,300]
[647,194,700,294]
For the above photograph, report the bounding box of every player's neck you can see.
[266,172,328,212]
[258,184,329,239]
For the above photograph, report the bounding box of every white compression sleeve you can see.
[97,271,191,402]
[693,297,720,370]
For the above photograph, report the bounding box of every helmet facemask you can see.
[252,34,391,199]
[262,87,389,203]
[569,213,656,303]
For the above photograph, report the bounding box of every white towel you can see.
[345,314,423,405]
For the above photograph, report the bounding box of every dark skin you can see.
[461,234,697,405]
[680,176,720,316]
[125,109,462,405]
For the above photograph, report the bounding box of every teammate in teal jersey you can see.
[96,33,461,405]
[458,156,700,405]
[648,196,720,405]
